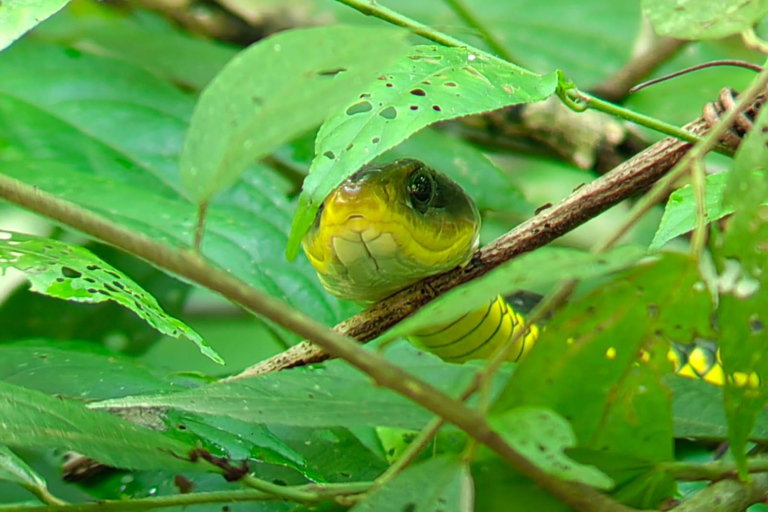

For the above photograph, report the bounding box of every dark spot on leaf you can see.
[433,105,442,112]
[272,479,287,486]
[178,424,187,430]
[346,101,373,115]
[112,281,125,290]
[410,105,418,110]
[61,267,82,278]
[98,290,111,297]
[340,471,351,478]
[346,143,354,151]
[444,81,457,87]
[86,288,97,294]
[64,47,82,59]
[385,83,394,88]
[324,151,336,160]
[317,67,347,77]
[106,270,122,279]
[86,265,99,271]
[372,137,380,144]
[423,80,431,85]
[388,448,395,456]
[750,316,764,334]
[55,277,64,283]
[403,504,417,512]
[410,88,426,96]
[251,96,263,105]
[379,106,397,120]
[308,393,314,399]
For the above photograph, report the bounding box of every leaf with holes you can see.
[0,0,71,52]
[350,456,473,512]
[0,230,220,363]
[713,97,768,478]
[286,45,557,259]
[642,0,768,40]
[490,407,614,489]
[180,25,409,204]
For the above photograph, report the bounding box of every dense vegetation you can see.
[2,1,768,511]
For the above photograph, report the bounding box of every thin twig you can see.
[690,157,708,256]
[662,457,768,481]
[0,175,636,512]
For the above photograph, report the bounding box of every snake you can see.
[302,158,752,388]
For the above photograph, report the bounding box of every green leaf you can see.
[493,254,708,502]
[713,97,768,478]
[0,446,49,497]
[0,41,356,331]
[0,230,220,364]
[0,381,198,472]
[651,172,733,250]
[642,0,768,40]
[286,45,558,259]
[380,246,645,340]
[0,0,71,51]
[180,25,409,204]
[164,411,323,482]
[489,407,613,489]
[0,340,189,399]
[667,375,768,441]
[350,456,473,512]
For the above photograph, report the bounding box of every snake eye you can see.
[406,170,435,213]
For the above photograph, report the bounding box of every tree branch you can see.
[671,474,768,512]
[234,116,710,377]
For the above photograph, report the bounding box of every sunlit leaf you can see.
[180,25,409,203]
[489,407,613,489]
[350,456,473,512]
[0,230,220,363]
[0,0,71,51]
[286,45,557,259]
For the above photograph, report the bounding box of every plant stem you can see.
[334,0,701,144]
[441,0,515,62]
[0,176,635,512]
[662,457,768,481]
[690,157,708,256]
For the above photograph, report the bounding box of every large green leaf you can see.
[0,0,71,51]
[0,381,199,472]
[0,230,219,362]
[180,25,409,203]
[286,45,557,259]
[0,446,52,502]
[643,0,768,40]
[350,456,473,512]
[0,40,356,330]
[380,246,645,340]
[490,407,613,489]
[713,97,768,477]
[0,340,190,399]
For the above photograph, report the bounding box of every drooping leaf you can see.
[286,45,557,259]
[380,246,645,341]
[713,97,768,478]
[489,407,613,489]
[642,0,768,40]
[350,456,473,512]
[180,25,409,203]
[0,381,199,472]
[0,230,220,363]
[0,0,71,51]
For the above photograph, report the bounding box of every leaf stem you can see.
[662,457,768,481]
[441,0,516,62]
[690,157,708,256]
[334,0,701,144]
[0,176,635,512]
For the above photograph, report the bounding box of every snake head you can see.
[302,159,480,302]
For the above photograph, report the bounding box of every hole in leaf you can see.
[433,105,442,112]
[86,288,98,294]
[410,88,426,96]
[379,106,397,120]
[317,67,347,77]
[324,151,336,160]
[444,81,457,87]
[346,143,354,151]
[410,105,418,110]
[750,316,764,334]
[86,265,99,271]
[385,83,394,88]
[113,281,125,290]
[105,270,121,279]
[423,80,431,85]
[55,277,64,283]
[346,101,373,115]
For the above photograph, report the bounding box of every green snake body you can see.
[302,159,743,387]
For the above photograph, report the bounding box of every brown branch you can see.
[670,474,768,512]
[591,36,687,103]
[231,116,711,379]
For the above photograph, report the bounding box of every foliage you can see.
[0,1,768,512]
